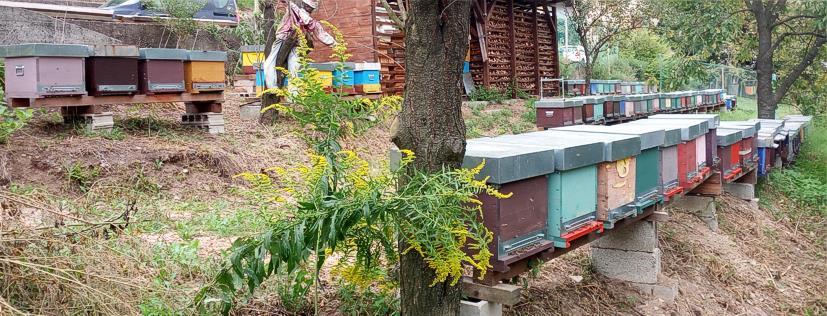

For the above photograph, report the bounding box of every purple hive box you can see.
[1,43,91,99]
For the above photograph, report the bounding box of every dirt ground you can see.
[1,96,825,315]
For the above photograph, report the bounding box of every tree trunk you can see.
[390,0,471,314]
[751,1,777,119]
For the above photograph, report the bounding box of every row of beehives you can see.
[455,114,811,272]
[0,44,227,99]
[563,79,656,96]
[239,45,382,97]
[535,90,733,129]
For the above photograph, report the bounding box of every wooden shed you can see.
[309,0,563,96]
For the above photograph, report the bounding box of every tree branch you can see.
[772,36,827,105]
[772,14,819,28]
[771,32,826,53]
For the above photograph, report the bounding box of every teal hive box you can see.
[545,130,642,229]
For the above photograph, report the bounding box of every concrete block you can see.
[724,182,755,200]
[668,195,718,231]
[593,220,658,253]
[632,277,679,303]
[591,248,661,284]
[64,112,114,132]
[461,300,502,316]
[239,105,262,121]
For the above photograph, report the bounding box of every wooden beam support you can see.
[10,92,224,108]
[690,171,723,196]
[462,278,522,306]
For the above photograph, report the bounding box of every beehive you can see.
[606,80,621,94]
[138,48,187,94]
[240,45,264,75]
[486,132,606,248]
[307,63,335,89]
[719,121,760,171]
[783,115,812,139]
[332,62,355,94]
[461,139,557,271]
[716,128,743,180]
[556,124,675,210]
[86,45,139,96]
[609,95,624,118]
[565,79,587,96]
[1,43,90,98]
[631,81,645,94]
[626,119,706,190]
[590,95,606,122]
[602,94,615,119]
[627,94,644,117]
[650,114,720,173]
[618,122,684,200]
[547,130,641,229]
[184,50,227,94]
[590,80,605,95]
[354,62,382,94]
[580,96,595,123]
[621,82,633,95]
[535,98,583,129]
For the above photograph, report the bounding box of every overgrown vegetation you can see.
[195,25,505,314]
[144,0,206,47]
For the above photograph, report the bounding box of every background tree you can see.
[566,0,650,92]
[390,0,471,314]
[656,0,827,118]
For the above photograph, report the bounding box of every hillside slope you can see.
[1,97,824,315]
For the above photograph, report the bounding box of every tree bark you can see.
[751,0,777,119]
[390,0,470,314]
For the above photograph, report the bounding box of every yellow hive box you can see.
[185,51,227,93]
[240,45,264,74]
[359,83,382,94]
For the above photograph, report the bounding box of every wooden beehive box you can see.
[650,115,720,172]
[488,131,606,248]
[547,130,641,229]
[462,139,557,272]
[86,45,139,96]
[240,45,264,75]
[719,121,760,170]
[353,62,381,94]
[185,50,227,93]
[535,98,583,129]
[716,128,743,179]
[1,43,90,98]
[590,95,605,122]
[580,96,595,123]
[558,124,677,209]
[626,119,706,190]
[138,48,187,94]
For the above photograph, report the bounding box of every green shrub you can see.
[65,162,101,192]
[468,86,508,103]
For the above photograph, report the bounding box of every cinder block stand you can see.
[182,101,225,134]
[461,300,502,316]
[591,220,661,284]
[61,105,114,132]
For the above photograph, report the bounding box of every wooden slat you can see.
[462,277,522,306]
[14,92,224,108]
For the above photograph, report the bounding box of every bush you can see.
[468,86,507,103]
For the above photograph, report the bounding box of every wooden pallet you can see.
[8,92,224,108]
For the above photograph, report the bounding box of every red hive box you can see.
[138,48,187,94]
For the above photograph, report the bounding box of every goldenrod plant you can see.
[195,24,506,314]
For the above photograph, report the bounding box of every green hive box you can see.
[545,130,642,229]
[554,124,675,211]
[484,131,605,248]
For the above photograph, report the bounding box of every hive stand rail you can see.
[8,93,225,134]
[478,205,658,286]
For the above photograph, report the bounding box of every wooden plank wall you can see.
[374,0,561,97]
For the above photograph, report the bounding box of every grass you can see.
[465,100,536,138]
[719,97,798,121]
